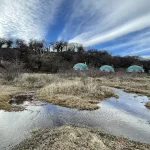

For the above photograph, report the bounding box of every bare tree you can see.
[64,41,68,51]
[29,39,44,54]
[15,39,27,48]
[51,41,67,52]
[6,39,13,48]
[28,39,45,70]
[42,40,49,52]
[0,38,6,48]
[77,45,84,53]
[68,46,75,52]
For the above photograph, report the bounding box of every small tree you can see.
[64,41,68,51]
[29,39,44,54]
[28,40,44,70]
[0,38,6,48]
[6,39,13,48]
[77,45,84,53]
[51,41,67,52]
[15,39,27,48]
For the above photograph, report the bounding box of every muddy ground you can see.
[12,125,150,150]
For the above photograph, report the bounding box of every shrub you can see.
[36,78,117,110]
[14,73,59,88]
[1,61,25,81]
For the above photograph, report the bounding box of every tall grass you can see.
[58,69,149,79]
[37,78,114,99]
[0,85,24,111]
[0,71,149,111]
[14,73,59,88]
[36,78,116,110]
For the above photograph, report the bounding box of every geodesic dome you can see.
[99,65,115,72]
[73,63,88,71]
[126,65,144,73]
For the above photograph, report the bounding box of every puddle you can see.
[9,92,35,105]
[0,88,150,150]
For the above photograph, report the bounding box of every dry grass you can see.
[0,85,24,111]
[1,73,150,111]
[0,73,60,111]
[14,73,59,88]
[13,125,150,150]
[96,76,150,96]
[36,78,117,110]
[145,102,150,109]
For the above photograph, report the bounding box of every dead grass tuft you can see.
[1,73,150,111]
[0,85,24,111]
[12,125,150,150]
[36,78,117,110]
[96,76,150,96]
[14,73,59,88]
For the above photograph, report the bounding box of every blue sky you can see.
[0,0,150,57]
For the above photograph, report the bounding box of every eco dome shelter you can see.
[73,63,88,71]
[99,65,115,72]
[126,65,144,73]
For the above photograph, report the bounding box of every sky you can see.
[0,0,150,57]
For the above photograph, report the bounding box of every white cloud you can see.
[103,30,150,54]
[127,48,150,55]
[0,0,63,41]
[58,0,150,56]
[77,13,150,46]
[1,0,150,56]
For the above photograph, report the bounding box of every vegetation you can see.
[0,73,117,111]
[12,125,150,150]
[0,38,150,73]
[0,72,150,111]
[95,75,150,97]
[0,83,24,111]
[0,73,59,111]
[36,78,117,110]
[1,38,150,149]
[0,37,150,111]
[14,73,59,88]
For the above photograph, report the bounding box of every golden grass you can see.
[1,73,150,111]
[36,78,117,110]
[96,76,150,96]
[14,73,59,88]
[0,85,24,111]
[0,73,60,111]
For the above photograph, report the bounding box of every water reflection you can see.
[0,88,150,150]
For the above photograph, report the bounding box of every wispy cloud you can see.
[103,29,150,55]
[0,0,63,41]
[1,0,150,56]
[58,0,150,55]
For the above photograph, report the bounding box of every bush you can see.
[14,73,59,88]
[1,61,25,81]
[36,78,117,110]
